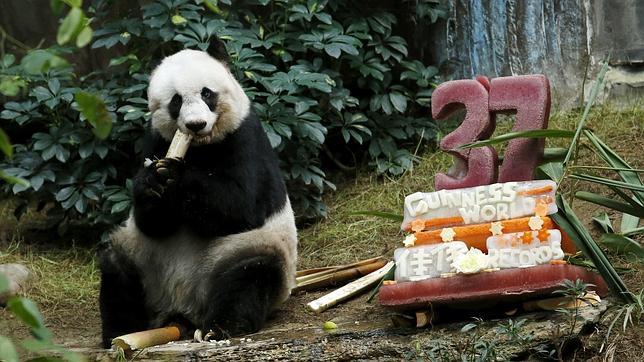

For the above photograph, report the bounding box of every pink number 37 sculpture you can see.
[431,75,551,190]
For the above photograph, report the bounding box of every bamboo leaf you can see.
[600,234,644,260]
[366,263,396,303]
[541,147,568,163]
[553,195,634,303]
[620,213,640,234]
[459,129,575,149]
[572,165,644,173]
[608,185,644,209]
[623,227,644,237]
[563,60,609,167]
[584,129,644,204]
[576,191,644,218]
[592,212,614,234]
[351,210,403,222]
[570,173,644,192]
[538,162,564,183]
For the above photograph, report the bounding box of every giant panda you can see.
[98,44,298,348]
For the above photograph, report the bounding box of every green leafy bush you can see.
[0,0,444,235]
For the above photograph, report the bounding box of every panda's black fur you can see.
[98,46,298,348]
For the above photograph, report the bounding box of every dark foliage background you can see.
[0,0,445,238]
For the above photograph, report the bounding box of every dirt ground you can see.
[1,106,643,360]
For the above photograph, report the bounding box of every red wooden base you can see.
[379,264,608,311]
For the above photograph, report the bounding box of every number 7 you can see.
[489,75,550,182]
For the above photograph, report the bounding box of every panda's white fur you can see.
[109,199,297,328]
[148,49,251,144]
[99,48,298,347]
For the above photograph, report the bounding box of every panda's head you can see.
[148,48,250,145]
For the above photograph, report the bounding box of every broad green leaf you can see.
[62,0,82,7]
[2,54,15,67]
[75,26,93,47]
[459,129,575,149]
[620,213,640,234]
[111,200,130,214]
[21,50,69,74]
[350,210,403,222]
[75,91,112,139]
[600,234,644,260]
[0,128,12,158]
[592,212,614,234]
[324,44,341,58]
[7,297,45,329]
[389,92,407,113]
[0,76,26,96]
[0,336,18,362]
[576,191,644,218]
[0,170,30,187]
[57,7,84,45]
[171,15,187,25]
[50,0,64,15]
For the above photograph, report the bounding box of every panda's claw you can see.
[203,330,215,342]
[156,167,170,177]
[194,329,204,343]
[144,189,162,199]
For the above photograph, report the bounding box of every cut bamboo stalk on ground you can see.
[523,291,601,311]
[296,256,387,285]
[112,326,181,356]
[166,130,193,158]
[296,266,337,278]
[307,261,394,313]
[415,310,435,328]
[294,259,387,292]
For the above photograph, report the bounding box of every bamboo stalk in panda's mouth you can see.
[165,130,193,159]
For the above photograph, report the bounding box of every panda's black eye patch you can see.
[168,94,182,120]
[201,87,218,112]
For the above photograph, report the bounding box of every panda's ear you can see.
[206,37,231,65]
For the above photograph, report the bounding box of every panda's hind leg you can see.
[98,242,150,348]
[202,252,285,338]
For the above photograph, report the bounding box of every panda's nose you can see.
[186,121,206,133]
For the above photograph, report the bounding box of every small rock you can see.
[0,263,31,305]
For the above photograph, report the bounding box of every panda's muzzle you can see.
[185,121,207,133]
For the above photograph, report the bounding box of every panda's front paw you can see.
[138,157,184,200]
[154,157,184,186]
